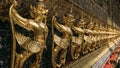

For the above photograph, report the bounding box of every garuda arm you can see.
[10,4,33,48]
[52,15,72,34]
[52,15,64,32]
[72,25,84,33]
[10,4,33,31]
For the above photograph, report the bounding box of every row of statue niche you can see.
[9,0,120,68]
[51,11,119,68]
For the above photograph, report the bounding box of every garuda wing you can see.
[15,32,45,53]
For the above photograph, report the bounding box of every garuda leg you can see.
[52,45,67,68]
[15,50,33,68]
[30,48,44,68]
[71,43,81,60]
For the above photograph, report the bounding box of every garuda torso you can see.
[54,20,72,49]
[10,4,48,53]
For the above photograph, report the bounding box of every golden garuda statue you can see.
[9,0,48,68]
[52,12,74,68]
[79,17,93,55]
[71,18,85,60]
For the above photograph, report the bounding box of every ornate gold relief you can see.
[7,0,120,68]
